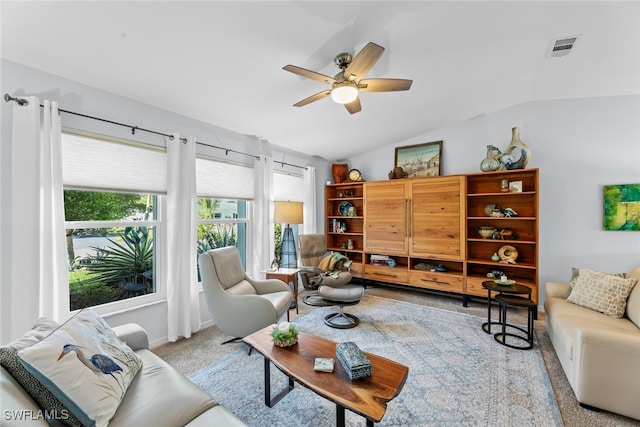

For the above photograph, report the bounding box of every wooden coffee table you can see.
[243,325,409,427]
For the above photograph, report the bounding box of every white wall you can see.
[1,59,330,346]
[348,95,640,305]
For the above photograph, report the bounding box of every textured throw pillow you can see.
[566,267,627,298]
[17,309,142,427]
[566,268,638,317]
[625,267,640,327]
[0,318,83,426]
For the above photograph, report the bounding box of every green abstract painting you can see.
[604,184,640,231]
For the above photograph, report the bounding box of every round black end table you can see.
[481,280,533,334]
[493,293,536,350]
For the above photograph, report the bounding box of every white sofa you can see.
[1,323,247,427]
[544,267,640,420]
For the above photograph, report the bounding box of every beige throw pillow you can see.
[625,267,640,327]
[18,309,142,427]
[566,269,638,318]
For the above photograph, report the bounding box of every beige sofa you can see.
[1,323,247,427]
[544,267,640,420]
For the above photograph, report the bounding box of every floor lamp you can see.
[274,201,303,268]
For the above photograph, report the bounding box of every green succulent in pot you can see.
[270,321,298,347]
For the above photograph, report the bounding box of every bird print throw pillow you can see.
[17,309,142,427]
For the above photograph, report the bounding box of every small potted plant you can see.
[270,321,298,347]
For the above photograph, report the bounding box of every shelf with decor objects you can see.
[326,182,365,277]
[465,169,539,303]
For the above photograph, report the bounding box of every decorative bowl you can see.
[494,279,516,285]
[338,201,353,216]
[477,227,496,239]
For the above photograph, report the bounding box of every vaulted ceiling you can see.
[2,1,639,161]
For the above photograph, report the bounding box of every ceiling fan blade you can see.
[344,97,361,114]
[283,65,336,85]
[343,42,385,81]
[293,90,332,107]
[358,78,413,92]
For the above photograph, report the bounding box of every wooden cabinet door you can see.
[410,176,465,259]
[364,181,408,255]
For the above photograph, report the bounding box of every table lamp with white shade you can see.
[274,201,303,268]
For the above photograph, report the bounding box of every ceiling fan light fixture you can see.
[331,81,358,104]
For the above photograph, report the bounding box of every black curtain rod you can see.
[275,160,307,170]
[4,93,309,168]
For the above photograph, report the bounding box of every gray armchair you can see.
[298,234,364,329]
[198,246,292,343]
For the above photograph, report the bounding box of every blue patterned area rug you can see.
[189,295,562,426]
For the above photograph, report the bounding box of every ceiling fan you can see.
[283,42,413,114]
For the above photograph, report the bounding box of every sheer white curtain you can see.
[251,156,273,277]
[5,97,68,341]
[303,166,317,233]
[166,134,201,341]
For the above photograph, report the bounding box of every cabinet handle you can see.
[404,199,408,238]
[421,278,450,286]
[373,272,399,279]
[408,198,412,238]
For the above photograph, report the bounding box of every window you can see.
[65,191,159,311]
[197,198,249,272]
[195,156,255,273]
[62,131,166,311]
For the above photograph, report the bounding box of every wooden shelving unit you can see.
[325,182,365,277]
[465,169,539,303]
[324,169,539,303]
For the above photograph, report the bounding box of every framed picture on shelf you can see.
[394,141,442,178]
[509,180,523,193]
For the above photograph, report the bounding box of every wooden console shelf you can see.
[325,168,539,304]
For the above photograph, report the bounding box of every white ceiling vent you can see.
[546,35,581,58]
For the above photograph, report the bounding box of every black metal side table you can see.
[493,294,536,350]
[481,280,533,334]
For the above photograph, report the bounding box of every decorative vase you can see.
[332,163,348,184]
[480,145,501,172]
[491,253,500,262]
[500,127,531,170]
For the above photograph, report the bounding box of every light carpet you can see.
[189,295,562,426]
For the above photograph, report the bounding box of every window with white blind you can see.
[62,131,163,312]
[196,156,253,271]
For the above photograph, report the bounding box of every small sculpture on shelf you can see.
[484,204,498,216]
[479,127,531,172]
[498,245,518,264]
[480,145,502,172]
[388,166,407,180]
[498,228,516,240]
[500,127,530,170]
[332,163,349,184]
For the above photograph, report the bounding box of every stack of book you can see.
[336,341,371,380]
[370,254,390,266]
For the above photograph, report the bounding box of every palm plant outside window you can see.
[197,198,248,273]
[65,190,158,310]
